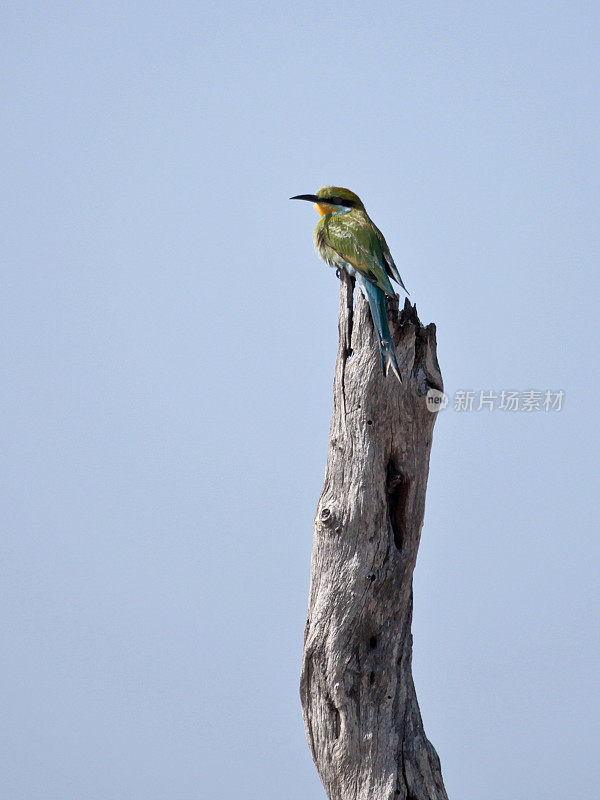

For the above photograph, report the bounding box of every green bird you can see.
[291,186,408,381]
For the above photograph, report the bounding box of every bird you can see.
[291,186,408,381]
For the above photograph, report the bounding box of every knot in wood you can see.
[316,504,342,533]
[320,507,331,522]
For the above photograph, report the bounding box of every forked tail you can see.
[356,274,402,382]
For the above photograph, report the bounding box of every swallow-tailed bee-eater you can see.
[291,186,408,381]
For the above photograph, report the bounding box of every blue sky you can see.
[2,2,599,799]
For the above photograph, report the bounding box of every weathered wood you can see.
[301,271,447,800]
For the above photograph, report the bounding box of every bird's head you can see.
[290,186,365,216]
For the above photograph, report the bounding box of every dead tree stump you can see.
[301,271,448,800]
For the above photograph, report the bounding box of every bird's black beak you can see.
[290,194,320,203]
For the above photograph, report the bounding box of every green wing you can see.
[372,223,409,295]
[321,214,396,297]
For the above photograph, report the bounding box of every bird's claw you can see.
[336,267,342,279]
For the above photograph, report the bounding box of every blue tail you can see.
[356,274,402,382]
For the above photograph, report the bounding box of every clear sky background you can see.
[2,2,599,799]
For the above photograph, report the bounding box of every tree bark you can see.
[301,271,448,800]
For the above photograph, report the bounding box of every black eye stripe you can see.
[323,196,356,208]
